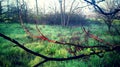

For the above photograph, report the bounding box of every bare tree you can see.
[35,0,39,15]
[66,0,76,26]
[0,0,2,21]
[6,0,10,18]
[20,0,28,22]
[58,0,83,26]
[63,0,66,26]
[59,0,64,26]
[98,0,120,34]
[84,0,120,34]
[16,0,19,14]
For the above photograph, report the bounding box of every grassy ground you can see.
[0,22,120,67]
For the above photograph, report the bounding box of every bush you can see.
[39,13,87,26]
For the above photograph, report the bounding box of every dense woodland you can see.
[0,0,120,67]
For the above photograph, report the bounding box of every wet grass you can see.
[0,22,120,67]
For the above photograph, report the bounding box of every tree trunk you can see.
[104,18,112,34]
[7,0,10,19]
[35,0,39,15]
[108,23,111,33]
[0,1,3,22]
[63,0,66,26]
[59,1,63,26]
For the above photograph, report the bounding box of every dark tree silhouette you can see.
[84,0,120,34]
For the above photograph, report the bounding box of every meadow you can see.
[0,21,120,67]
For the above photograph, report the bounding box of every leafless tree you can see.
[66,0,77,26]
[0,0,2,17]
[6,0,10,18]
[35,0,39,15]
[85,0,120,34]
[59,0,64,26]
[63,0,66,26]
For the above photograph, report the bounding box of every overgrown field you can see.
[0,22,120,67]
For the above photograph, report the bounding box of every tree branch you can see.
[0,33,120,66]
[84,0,120,15]
[0,33,48,59]
[34,59,48,67]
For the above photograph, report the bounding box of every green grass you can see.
[0,22,120,67]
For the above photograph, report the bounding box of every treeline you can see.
[34,13,87,25]
[0,0,88,26]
